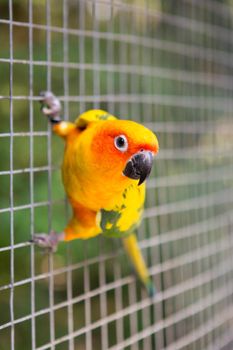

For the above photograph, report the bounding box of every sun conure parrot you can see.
[32,91,159,296]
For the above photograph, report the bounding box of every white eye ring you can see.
[114,135,128,152]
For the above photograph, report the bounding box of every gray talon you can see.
[39,91,62,123]
[31,231,62,252]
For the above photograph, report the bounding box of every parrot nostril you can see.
[140,149,144,152]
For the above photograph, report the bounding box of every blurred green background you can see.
[1,1,233,349]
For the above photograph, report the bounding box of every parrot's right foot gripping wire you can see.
[39,91,62,124]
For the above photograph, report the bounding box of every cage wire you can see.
[0,0,233,349]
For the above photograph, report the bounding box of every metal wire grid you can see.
[1,0,233,349]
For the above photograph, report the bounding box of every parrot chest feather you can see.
[99,183,145,238]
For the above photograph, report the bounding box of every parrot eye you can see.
[114,135,128,152]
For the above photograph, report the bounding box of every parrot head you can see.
[89,119,159,186]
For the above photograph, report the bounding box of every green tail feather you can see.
[145,278,157,298]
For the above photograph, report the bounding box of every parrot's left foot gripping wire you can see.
[30,231,65,252]
[39,91,62,124]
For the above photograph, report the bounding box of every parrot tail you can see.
[122,233,156,297]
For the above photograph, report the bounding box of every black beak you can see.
[123,151,154,186]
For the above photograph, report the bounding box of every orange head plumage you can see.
[83,119,159,186]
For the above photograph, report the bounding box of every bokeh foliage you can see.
[1,1,233,349]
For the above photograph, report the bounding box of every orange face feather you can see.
[89,120,159,184]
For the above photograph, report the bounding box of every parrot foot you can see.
[30,231,65,252]
[39,91,62,124]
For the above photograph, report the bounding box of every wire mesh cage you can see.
[1,0,233,349]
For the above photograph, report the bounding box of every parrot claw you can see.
[39,91,62,123]
[30,231,64,252]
